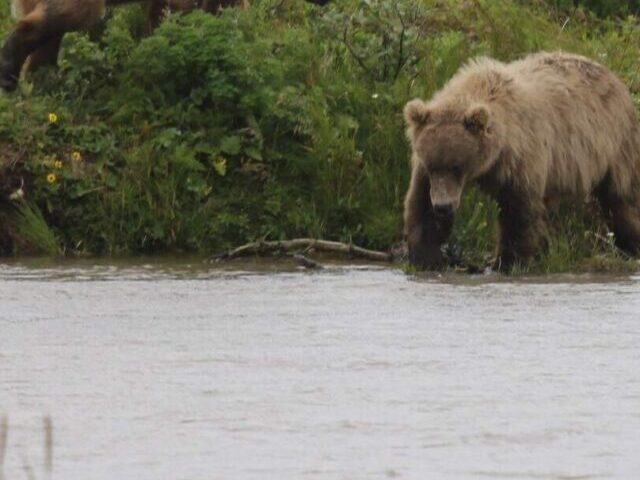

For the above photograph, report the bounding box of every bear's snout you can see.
[429,175,462,215]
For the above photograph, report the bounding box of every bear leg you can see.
[610,202,640,253]
[494,187,546,270]
[595,173,640,254]
[24,33,63,74]
[597,192,640,255]
[404,167,453,269]
[0,5,50,91]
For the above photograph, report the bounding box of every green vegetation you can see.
[541,0,639,18]
[0,0,639,272]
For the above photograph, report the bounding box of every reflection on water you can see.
[1,259,639,480]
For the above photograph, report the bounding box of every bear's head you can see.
[404,98,500,215]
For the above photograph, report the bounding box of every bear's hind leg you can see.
[610,202,640,254]
[404,167,453,269]
[495,186,546,271]
[596,180,640,254]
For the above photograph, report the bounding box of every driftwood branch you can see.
[212,238,394,263]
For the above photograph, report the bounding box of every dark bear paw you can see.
[0,74,18,92]
[407,244,447,270]
[0,56,19,92]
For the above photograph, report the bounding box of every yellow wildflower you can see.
[54,160,63,169]
[46,173,57,184]
[71,151,82,163]
[213,157,227,176]
[48,112,58,124]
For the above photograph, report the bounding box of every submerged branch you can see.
[0,416,7,479]
[212,238,394,263]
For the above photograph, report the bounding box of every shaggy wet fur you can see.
[404,51,640,270]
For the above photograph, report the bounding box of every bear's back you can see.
[507,52,639,196]
[430,51,640,197]
[436,51,631,115]
[506,52,629,108]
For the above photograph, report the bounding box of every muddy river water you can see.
[0,259,639,479]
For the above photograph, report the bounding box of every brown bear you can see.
[403,51,640,270]
[0,0,330,91]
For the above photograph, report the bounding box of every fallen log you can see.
[211,238,395,263]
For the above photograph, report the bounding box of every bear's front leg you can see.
[24,34,64,74]
[404,167,454,269]
[0,29,28,91]
[494,186,546,271]
[0,5,50,91]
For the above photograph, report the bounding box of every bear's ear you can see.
[404,99,431,129]
[463,104,490,134]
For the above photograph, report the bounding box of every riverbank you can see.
[0,0,639,272]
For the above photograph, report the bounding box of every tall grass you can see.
[14,202,60,256]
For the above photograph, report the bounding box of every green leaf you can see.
[220,136,242,155]
[244,146,263,161]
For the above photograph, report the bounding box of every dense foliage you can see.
[540,0,639,18]
[0,0,639,272]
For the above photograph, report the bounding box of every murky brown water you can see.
[1,259,639,480]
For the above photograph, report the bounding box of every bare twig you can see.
[212,238,393,262]
[0,416,7,480]
[393,2,407,80]
[343,19,374,77]
[43,416,53,477]
[587,231,633,260]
